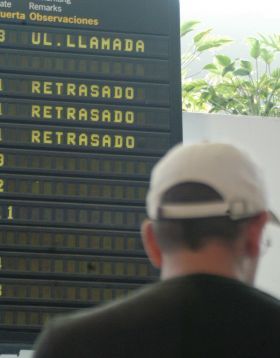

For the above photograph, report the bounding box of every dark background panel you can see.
[0,0,170,34]
[0,225,144,256]
[0,24,169,58]
[0,252,158,282]
[0,305,77,331]
[0,73,170,106]
[0,200,146,230]
[0,49,169,82]
[0,278,141,306]
[0,123,170,155]
[0,98,170,131]
[0,148,159,180]
[167,0,182,145]
[0,0,181,349]
[0,174,148,205]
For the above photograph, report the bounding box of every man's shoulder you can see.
[49,279,169,329]
[33,281,168,357]
[46,274,280,331]
[183,274,280,310]
[33,275,280,357]
[55,284,154,324]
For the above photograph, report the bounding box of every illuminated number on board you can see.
[0,30,5,43]
[7,206,13,220]
[0,154,4,167]
[0,179,4,192]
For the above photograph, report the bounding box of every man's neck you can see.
[160,242,251,284]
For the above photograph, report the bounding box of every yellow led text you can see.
[0,11,25,20]
[31,105,135,124]
[31,32,145,53]
[0,29,5,43]
[31,130,135,149]
[32,81,135,100]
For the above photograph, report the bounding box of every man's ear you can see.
[243,212,268,257]
[141,219,162,269]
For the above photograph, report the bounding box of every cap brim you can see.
[157,202,229,219]
[155,202,280,225]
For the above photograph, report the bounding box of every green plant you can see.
[182,29,280,117]
[181,20,232,81]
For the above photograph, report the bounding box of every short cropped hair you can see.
[152,183,250,251]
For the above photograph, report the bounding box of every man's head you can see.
[142,142,278,284]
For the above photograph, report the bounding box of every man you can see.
[34,142,280,358]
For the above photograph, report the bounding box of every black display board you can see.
[0,0,182,350]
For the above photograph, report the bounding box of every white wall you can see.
[183,112,280,298]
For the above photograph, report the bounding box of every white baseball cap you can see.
[147,142,279,224]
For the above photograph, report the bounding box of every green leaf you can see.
[259,34,280,51]
[240,60,253,72]
[215,83,236,97]
[203,64,219,75]
[182,79,208,92]
[194,29,212,44]
[197,38,232,52]
[260,48,274,65]
[234,68,251,76]
[215,55,232,67]
[248,38,261,59]
[271,68,280,79]
[181,27,280,116]
[204,64,217,70]
[180,20,200,37]
[222,63,235,76]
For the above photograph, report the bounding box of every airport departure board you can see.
[0,0,182,349]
